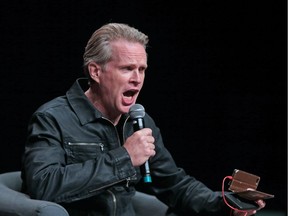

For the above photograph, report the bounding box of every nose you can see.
[130,70,143,84]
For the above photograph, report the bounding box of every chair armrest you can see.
[0,185,69,216]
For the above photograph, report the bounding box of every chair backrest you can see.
[0,171,69,216]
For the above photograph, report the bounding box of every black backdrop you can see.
[0,0,286,212]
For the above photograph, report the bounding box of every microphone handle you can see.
[133,118,152,183]
[142,160,152,183]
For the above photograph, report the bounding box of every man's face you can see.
[95,40,147,118]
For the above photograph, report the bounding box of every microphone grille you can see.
[129,104,145,119]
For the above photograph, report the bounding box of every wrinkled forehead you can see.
[110,40,147,63]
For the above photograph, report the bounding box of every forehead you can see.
[110,40,147,62]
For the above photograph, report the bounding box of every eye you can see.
[126,66,134,71]
[120,66,134,73]
[139,67,146,74]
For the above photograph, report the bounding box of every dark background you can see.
[0,0,286,213]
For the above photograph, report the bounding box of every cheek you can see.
[101,74,127,94]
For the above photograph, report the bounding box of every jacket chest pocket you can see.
[65,141,105,163]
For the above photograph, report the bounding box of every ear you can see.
[88,62,101,83]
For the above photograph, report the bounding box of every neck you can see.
[84,88,121,125]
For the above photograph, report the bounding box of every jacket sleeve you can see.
[140,114,230,215]
[21,112,137,203]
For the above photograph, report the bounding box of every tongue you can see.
[123,95,134,105]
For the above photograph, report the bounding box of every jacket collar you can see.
[66,78,103,125]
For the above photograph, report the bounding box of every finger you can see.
[149,148,156,157]
[249,210,257,215]
[149,143,155,149]
[255,199,266,208]
[142,128,152,135]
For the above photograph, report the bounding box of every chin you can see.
[121,106,130,114]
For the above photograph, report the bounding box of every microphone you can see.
[129,104,152,183]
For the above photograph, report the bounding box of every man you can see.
[21,23,265,215]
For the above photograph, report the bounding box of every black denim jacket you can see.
[21,78,228,216]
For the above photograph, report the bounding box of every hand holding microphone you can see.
[125,103,154,183]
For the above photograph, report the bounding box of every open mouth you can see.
[123,89,138,97]
[123,89,139,104]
